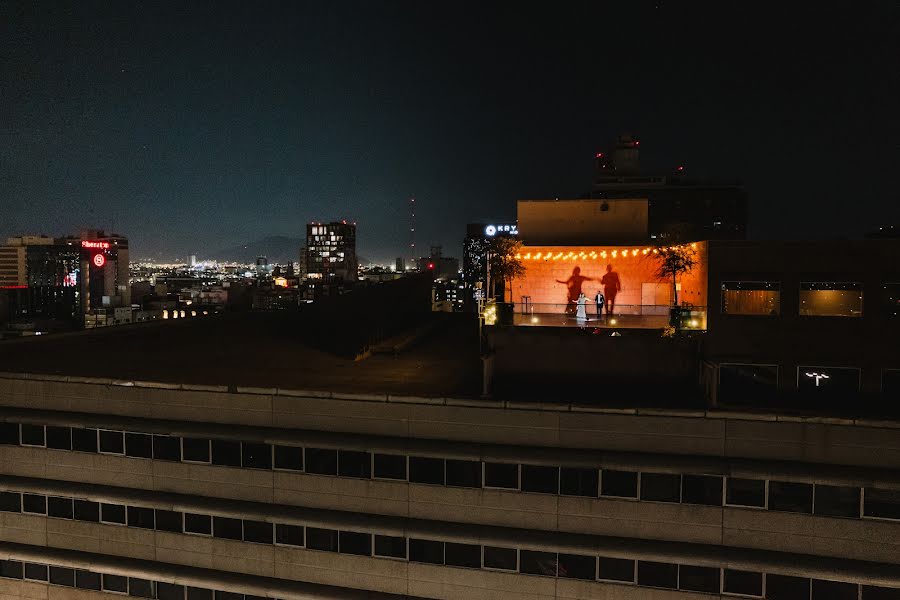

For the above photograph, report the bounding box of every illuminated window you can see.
[799,282,863,317]
[721,281,781,315]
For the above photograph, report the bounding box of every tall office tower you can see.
[305,221,358,282]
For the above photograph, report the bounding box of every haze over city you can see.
[3,2,898,262]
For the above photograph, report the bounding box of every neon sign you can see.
[92,254,106,268]
[484,224,518,237]
[81,240,110,249]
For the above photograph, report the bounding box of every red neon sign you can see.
[81,240,110,250]
[92,253,106,268]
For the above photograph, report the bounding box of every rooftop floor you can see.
[0,313,484,398]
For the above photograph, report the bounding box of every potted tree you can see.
[653,242,697,328]
[487,236,525,325]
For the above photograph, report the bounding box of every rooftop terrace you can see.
[0,313,483,398]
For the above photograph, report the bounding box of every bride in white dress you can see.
[575,292,588,328]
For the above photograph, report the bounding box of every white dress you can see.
[576,297,587,322]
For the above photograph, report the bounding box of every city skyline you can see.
[3,3,898,262]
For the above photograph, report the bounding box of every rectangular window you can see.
[0,423,19,445]
[211,440,241,466]
[241,442,272,470]
[601,470,638,498]
[815,484,860,518]
[637,561,677,589]
[187,587,213,600]
[103,573,128,592]
[95,431,123,456]
[724,569,763,596]
[242,520,273,544]
[884,283,900,318]
[214,592,241,600]
[48,496,74,519]
[46,426,72,450]
[863,586,900,600]
[127,506,155,529]
[101,503,126,525]
[560,468,599,498]
[766,574,809,600]
[598,557,635,582]
[338,450,372,479]
[20,424,46,447]
[722,281,781,315]
[129,577,155,598]
[521,464,559,494]
[483,462,518,489]
[769,481,813,514]
[155,510,183,533]
[74,499,100,522]
[22,494,46,514]
[374,535,406,559]
[641,472,681,503]
[275,523,304,547]
[519,550,558,577]
[682,474,723,506]
[153,435,181,461]
[885,370,900,398]
[800,282,863,317]
[76,570,102,590]
[24,563,48,581]
[558,554,596,580]
[445,542,481,568]
[812,579,858,599]
[409,539,444,564]
[125,432,152,458]
[798,366,861,402]
[726,478,766,508]
[864,487,900,520]
[181,438,211,463]
[184,513,212,535]
[0,560,22,579]
[305,448,338,475]
[339,531,371,555]
[409,456,445,485]
[72,428,98,453]
[720,364,779,405]
[212,516,242,540]
[49,566,75,587]
[679,565,720,593]
[273,445,304,471]
[373,454,406,480]
[306,527,338,552]
[156,582,185,600]
[483,546,517,571]
[446,459,481,488]
[0,491,20,512]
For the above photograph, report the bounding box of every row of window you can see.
[0,559,275,599]
[720,364,900,400]
[1,547,898,599]
[2,421,899,520]
[721,280,900,317]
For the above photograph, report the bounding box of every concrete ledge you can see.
[235,386,278,395]
[276,388,333,398]
[333,392,389,402]
[388,395,446,405]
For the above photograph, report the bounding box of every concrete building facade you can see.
[2,372,900,599]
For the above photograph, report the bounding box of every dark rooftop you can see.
[0,313,483,398]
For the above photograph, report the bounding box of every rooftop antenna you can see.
[409,197,416,267]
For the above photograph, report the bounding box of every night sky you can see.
[2,2,898,262]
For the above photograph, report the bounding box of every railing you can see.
[491,301,707,330]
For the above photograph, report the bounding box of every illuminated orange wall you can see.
[510,243,708,308]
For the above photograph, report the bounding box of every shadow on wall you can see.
[488,327,704,407]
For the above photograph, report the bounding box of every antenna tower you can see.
[409,197,416,266]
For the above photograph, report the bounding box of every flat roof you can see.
[0,313,483,398]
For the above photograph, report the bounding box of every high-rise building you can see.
[305,221,358,282]
[395,256,405,273]
[0,231,129,328]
